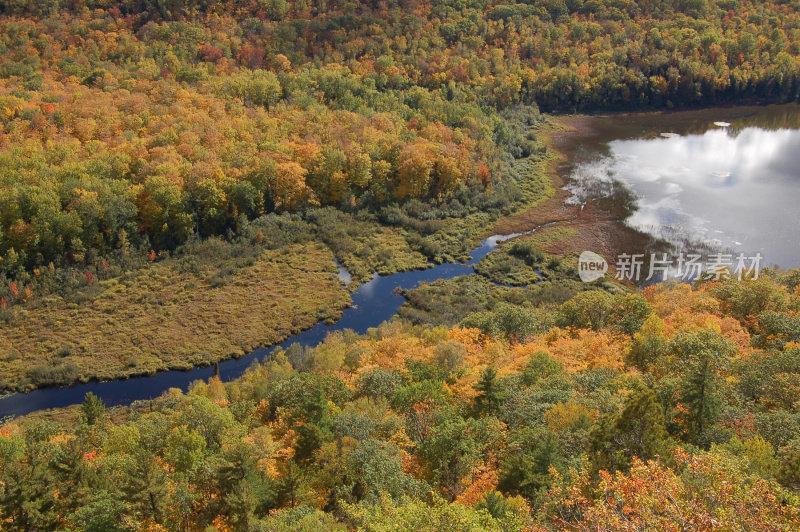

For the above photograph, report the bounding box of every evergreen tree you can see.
[473,366,503,416]
[590,388,672,474]
[671,330,736,446]
[276,460,310,509]
[80,392,105,426]
[497,427,563,504]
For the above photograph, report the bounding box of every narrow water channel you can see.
[0,233,521,417]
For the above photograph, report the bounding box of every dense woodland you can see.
[2,273,800,529]
[3,0,800,530]
[2,0,800,286]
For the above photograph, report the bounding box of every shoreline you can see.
[489,114,658,281]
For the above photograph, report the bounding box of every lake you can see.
[565,104,800,268]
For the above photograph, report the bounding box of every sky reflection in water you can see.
[570,123,800,267]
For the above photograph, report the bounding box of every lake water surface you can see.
[566,104,800,268]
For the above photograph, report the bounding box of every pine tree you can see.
[473,367,503,416]
[80,392,105,426]
[672,330,735,446]
[590,388,672,474]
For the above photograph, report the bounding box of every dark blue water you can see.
[0,235,519,417]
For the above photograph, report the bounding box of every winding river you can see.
[0,234,523,418]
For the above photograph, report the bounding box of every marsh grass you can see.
[0,242,349,392]
[475,233,579,287]
[398,275,586,327]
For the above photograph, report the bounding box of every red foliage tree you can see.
[238,47,266,69]
[199,45,224,63]
[477,165,491,188]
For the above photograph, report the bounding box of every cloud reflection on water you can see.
[568,126,800,267]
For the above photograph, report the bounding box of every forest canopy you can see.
[2,1,800,530]
[2,273,800,530]
[2,0,800,280]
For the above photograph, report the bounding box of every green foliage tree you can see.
[347,439,420,502]
[80,392,105,426]
[777,438,800,490]
[590,388,672,474]
[521,351,563,386]
[356,368,402,401]
[556,290,616,330]
[670,329,736,446]
[462,303,548,342]
[627,314,668,371]
[0,428,60,530]
[472,366,504,417]
[275,460,311,509]
[497,427,564,504]
[421,415,501,500]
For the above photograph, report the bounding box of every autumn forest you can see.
[1,0,800,530]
